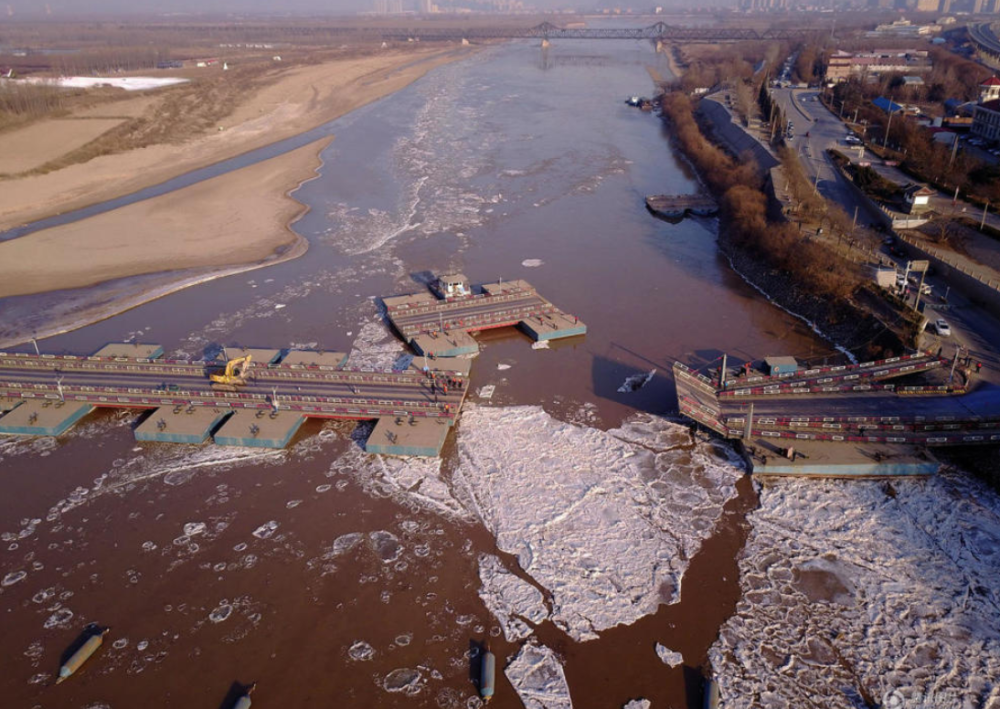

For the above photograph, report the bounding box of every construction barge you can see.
[645,194,718,220]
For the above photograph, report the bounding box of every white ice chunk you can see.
[505,641,572,709]
[455,406,742,641]
[623,701,651,709]
[522,259,544,268]
[477,385,496,399]
[478,554,549,642]
[710,472,1000,707]
[655,643,683,667]
[328,444,469,520]
[617,369,656,393]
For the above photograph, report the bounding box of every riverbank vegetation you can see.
[0,82,68,131]
[661,92,860,301]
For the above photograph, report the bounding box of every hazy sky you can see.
[6,0,603,16]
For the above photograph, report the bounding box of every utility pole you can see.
[883,107,897,151]
[981,200,990,231]
[914,268,928,311]
[852,205,859,236]
[31,338,39,356]
[949,347,960,384]
[948,135,960,171]
[720,353,728,388]
[743,402,755,442]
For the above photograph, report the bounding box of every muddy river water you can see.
[1,38,837,709]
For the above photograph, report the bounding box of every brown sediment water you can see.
[0,29,838,709]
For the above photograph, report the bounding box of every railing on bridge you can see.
[126,21,813,43]
[377,21,813,41]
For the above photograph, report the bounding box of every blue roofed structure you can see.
[873,96,904,113]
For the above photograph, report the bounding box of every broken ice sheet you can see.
[478,554,549,642]
[505,641,572,709]
[710,473,1000,707]
[455,405,742,641]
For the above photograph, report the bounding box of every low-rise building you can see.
[902,184,935,214]
[971,77,1000,143]
[825,49,932,83]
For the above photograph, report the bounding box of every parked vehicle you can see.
[935,319,951,336]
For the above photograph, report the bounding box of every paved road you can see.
[767,87,885,230]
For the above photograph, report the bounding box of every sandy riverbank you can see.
[0,45,473,232]
[0,136,330,298]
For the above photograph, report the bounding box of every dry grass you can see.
[0,44,384,177]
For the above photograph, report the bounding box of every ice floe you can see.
[505,641,572,709]
[328,440,469,519]
[383,667,424,695]
[521,259,544,268]
[455,406,742,641]
[617,369,656,393]
[477,554,549,642]
[348,640,375,661]
[477,385,496,400]
[622,701,650,709]
[655,643,683,667]
[710,473,1000,708]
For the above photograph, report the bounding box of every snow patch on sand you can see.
[505,641,572,709]
[454,406,742,641]
[478,554,549,641]
[710,473,1000,707]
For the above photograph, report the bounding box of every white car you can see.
[935,319,951,336]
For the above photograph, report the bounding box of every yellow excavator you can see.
[209,354,253,390]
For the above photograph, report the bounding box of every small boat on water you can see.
[56,626,109,684]
[234,682,256,709]
[480,644,496,703]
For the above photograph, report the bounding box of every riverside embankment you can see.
[659,89,908,360]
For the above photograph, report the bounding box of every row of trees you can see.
[51,47,172,76]
[0,82,65,131]
[831,79,1000,204]
[660,91,860,300]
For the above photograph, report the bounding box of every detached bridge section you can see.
[674,352,1000,467]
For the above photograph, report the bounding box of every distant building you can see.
[825,49,932,83]
[972,77,1000,142]
[972,99,1000,142]
[915,0,940,10]
[867,18,941,38]
[980,76,1000,103]
[902,184,934,213]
